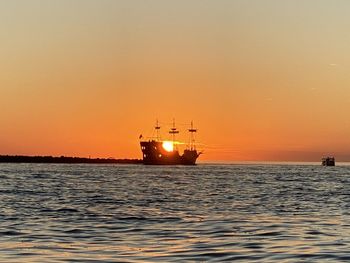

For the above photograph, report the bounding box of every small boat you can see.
[140,120,201,165]
[322,157,335,166]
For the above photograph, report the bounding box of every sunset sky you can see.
[1,0,350,161]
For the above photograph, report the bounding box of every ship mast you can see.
[169,118,179,145]
[155,119,161,141]
[188,121,197,150]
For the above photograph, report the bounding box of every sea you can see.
[1,163,350,262]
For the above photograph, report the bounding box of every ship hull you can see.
[140,141,199,165]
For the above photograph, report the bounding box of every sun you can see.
[162,141,174,152]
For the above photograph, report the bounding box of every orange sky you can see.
[1,1,350,161]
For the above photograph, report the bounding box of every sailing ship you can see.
[140,120,201,165]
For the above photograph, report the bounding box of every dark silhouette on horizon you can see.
[140,119,201,165]
[0,155,142,164]
[322,157,335,166]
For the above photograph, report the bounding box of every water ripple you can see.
[1,163,350,262]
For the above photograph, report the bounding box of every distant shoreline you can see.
[0,155,143,164]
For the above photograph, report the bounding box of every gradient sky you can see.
[1,0,350,161]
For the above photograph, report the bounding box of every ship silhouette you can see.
[140,120,201,165]
[322,157,335,166]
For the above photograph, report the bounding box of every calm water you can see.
[1,163,350,262]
